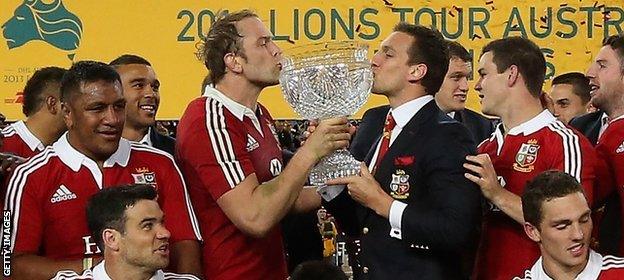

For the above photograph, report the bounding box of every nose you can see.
[103,106,123,126]
[270,41,282,58]
[474,78,482,92]
[459,77,469,92]
[157,224,171,239]
[570,223,584,241]
[371,51,381,68]
[586,64,597,79]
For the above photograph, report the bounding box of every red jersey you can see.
[3,135,201,260]
[0,121,44,159]
[176,87,286,280]
[474,110,597,280]
[514,250,624,279]
[596,116,624,254]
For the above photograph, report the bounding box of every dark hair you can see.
[86,184,158,250]
[22,67,66,117]
[552,72,591,104]
[603,34,624,73]
[198,10,258,85]
[522,170,586,228]
[60,61,121,103]
[447,40,472,62]
[392,23,449,95]
[290,261,347,280]
[481,37,546,97]
[109,54,152,67]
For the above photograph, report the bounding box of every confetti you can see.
[356,24,362,32]
[471,34,483,40]
[560,3,568,7]
[485,0,494,4]
[382,0,393,6]
[286,38,295,44]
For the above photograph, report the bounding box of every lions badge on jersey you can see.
[390,169,410,199]
[132,167,157,187]
[513,139,540,173]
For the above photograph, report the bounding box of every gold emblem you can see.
[390,169,410,199]
[513,139,540,173]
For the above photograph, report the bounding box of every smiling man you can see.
[514,171,624,280]
[548,72,591,124]
[109,55,175,156]
[3,61,202,279]
[52,185,200,280]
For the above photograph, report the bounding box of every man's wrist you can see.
[374,192,394,218]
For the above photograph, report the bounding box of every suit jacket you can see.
[326,100,481,280]
[149,127,176,156]
[569,111,604,145]
[454,109,497,145]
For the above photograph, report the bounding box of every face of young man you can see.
[235,17,282,88]
[370,31,416,98]
[474,51,510,117]
[119,199,171,271]
[116,64,160,131]
[64,80,125,161]
[549,84,588,124]
[435,57,471,113]
[525,192,592,273]
[586,45,624,115]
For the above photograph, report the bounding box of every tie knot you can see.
[385,113,396,132]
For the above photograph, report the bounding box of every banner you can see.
[1,0,622,120]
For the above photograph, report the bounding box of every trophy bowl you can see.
[279,41,373,186]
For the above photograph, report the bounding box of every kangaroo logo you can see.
[2,0,83,60]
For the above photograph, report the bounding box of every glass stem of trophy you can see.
[279,41,373,186]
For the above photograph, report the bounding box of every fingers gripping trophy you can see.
[279,41,373,186]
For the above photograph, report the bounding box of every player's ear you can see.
[524,222,542,243]
[103,229,121,251]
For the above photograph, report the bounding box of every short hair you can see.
[551,72,591,104]
[109,54,152,67]
[198,10,258,85]
[447,40,472,62]
[290,261,347,280]
[602,34,624,73]
[393,23,449,95]
[522,170,586,228]
[60,61,121,103]
[22,67,66,117]
[86,184,158,250]
[481,37,546,97]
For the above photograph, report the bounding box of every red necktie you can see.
[373,113,396,172]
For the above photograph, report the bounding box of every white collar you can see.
[389,95,434,128]
[529,250,602,280]
[203,85,260,122]
[507,110,557,136]
[139,127,152,147]
[447,111,456,119]
[92,261,165,280]
[52,132,131,172]
[11,120,44,152]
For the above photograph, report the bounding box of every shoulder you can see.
[163,272,202,280]
[570,111,603,128]
[603,254,624,270]
[362,105,390,119]
[512,269,532,280]
[51,269,93,280]
[1,124,17,137]
[130,142,176,163]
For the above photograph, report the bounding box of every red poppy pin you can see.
[394,155,415,166]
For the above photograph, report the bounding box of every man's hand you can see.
[301,117,351,161]
[464,154,502,200]
[0,152,26,174]
[302,119,356,146]
[327,163,393,218]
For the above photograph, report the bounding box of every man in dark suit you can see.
[323,23,481,280]
[570,110,607,145]
[109,54,176,156]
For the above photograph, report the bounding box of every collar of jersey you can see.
[389,95,434,129]
[12,120,44,152]
[505,110,557,136]
[53,132,131,172]
[92,261,165,280]
[529,249,601,280]
[203,85,261,122]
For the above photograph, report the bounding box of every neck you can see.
[387,89,427,109]
[499,95,544,133]
[24,114,62,146]
[605,103,624,121]
[105,257,156,280]
[122,123,149,142]
[66,133,107,169]
[215,76,263,111]
[542,254,588,280]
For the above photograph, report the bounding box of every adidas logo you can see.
[246,134,259,152]
[51,185,77,203]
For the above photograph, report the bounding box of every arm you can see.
[216,117,350,238]
[11,254,84,280]
[170,240,202,277]
[291,188,322,213]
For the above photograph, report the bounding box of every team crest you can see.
[513,139,540,173]
[132,167,157,187]
[390,169,410,199]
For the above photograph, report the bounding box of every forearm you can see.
[292,188,322,213]
[170,240,202,277]
[11,254,83,280]
[487,188,524,224]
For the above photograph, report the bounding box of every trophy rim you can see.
[281,40,369,58]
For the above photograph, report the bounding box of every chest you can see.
[243,117,283,183]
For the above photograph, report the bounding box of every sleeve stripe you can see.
[52,269,93,280]
[4,148,55,252]
[1,125,16,136]
[548,122,582,182]
[163,272,201,280]
[129,144,203,241]
[206,98,246,188]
